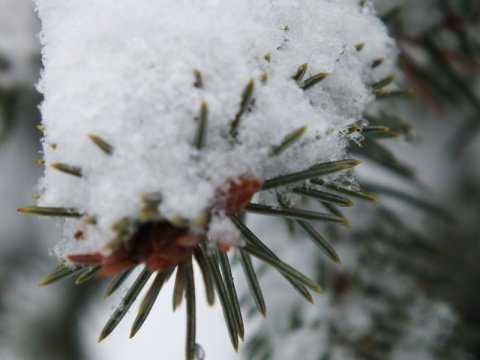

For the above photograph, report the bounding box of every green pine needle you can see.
[277,194,341,264]
[231,215,314,303]
[374,88,415,100]
[201,245,239,351]
[292,63,308,83]
[140,193,162,220]
[88,134,113,155]
[301,72,329,90]
[370,74,396,89]
[293,186,354,207]
[216,250,245,340]
[193,248,215,306]
[75,265,101,284]
[296,220,341,264]
[193,69,203,88]
[50,162,83,177]
[360,126,397,138]
[104,268,135,299]
[371,58,384,68]
[141,192,163,206]
[321,202,345,218]
[130,271,169,338]
[261,159,361,190]
[185,260,196,360]
[98,268,153,342]
[312,179,378,203]
[18,206,83,218]
[244,203,349,225]
[239,250,266,316]
[355,42,365,52]
[270,125,307,156]
[39,262,84,286]
[242,243,322,293]
[231,78,255,138]
[364,114,413,135]
[194,101,208,150]
[173,262,187,311]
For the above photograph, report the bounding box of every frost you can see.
[34,0,396,256]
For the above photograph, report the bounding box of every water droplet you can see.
[194,343,205,360]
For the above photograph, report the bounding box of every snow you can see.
[34,0,397,256]
[1,1,464,359]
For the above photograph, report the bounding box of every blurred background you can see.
[1,0,479,359]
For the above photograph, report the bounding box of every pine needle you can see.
[322,202,345,218]
[355,43,365,52]
[261,159,360,190]
[88,134,113,155]
[244,203,349,225]
[201,244,239,351]
[39,262,84,286]
[276,194,341,264]
[104,268,135,299]
[364,114,413,135]
[130,271,169,338]
[75,265,101,284]
[50,162,83,177]
[216,250,244,340]
[140,193,162,220]
[372,58,384,68]
[230,78,255,138]
[231,216,317,302]
[239,250,266,316]
[173,262,187,311]
[193,69,203,88]
[194,101,208,150]
[242,244,322,293]
[17,206,82,218]
[84,216,98,225]
[301,72,329,90]
[370,74,396,89]
[98,268,153,342]
[374,88,415,100]
[292,63,308,83]
[296,220,341,264]
[293,186,354,207]
[270,125,307,156]
[185,259,196,360]
[360,126,393,137]
[312,179,378,203]
[193,248,215,306]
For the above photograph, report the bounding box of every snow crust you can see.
[34,0,396,255]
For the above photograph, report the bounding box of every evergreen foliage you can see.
[0,1,479,359]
